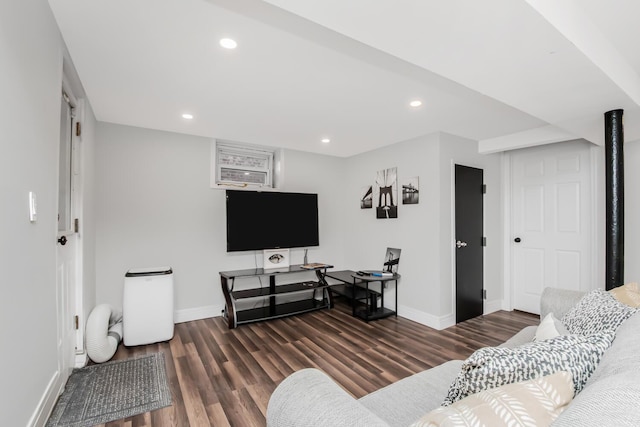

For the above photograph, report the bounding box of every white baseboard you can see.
[399,300,506,331]
[398,304,454,330]
[483,299,503,315]
[174,304,224,324]
[27,370,65,427]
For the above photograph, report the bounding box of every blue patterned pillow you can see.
[562,289,638,335]
[443,331,615,406]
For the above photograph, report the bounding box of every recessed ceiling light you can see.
[182,113,194,120]
[409,100,423,107]
[321,138,331,144]
[220,38,237,49]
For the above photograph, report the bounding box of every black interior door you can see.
[455,165,484,323]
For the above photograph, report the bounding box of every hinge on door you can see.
[76,122,82,137]
[482,237,487,246]
[483,289,487,299]
[74,315,79,330]
[482,184,487,194]
[74,218,79,233]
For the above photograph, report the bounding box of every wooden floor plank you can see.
[76,301,538,427]
[174,356,211,427]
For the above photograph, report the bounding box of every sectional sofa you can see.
[266,286,640,426]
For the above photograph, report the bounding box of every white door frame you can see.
[501,142,604,311]
[60,74,86,367]
[71,97,86,367]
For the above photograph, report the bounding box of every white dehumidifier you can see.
[123,266,174,346]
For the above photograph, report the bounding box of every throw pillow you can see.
[442,331,614,406]
[534,313,569,342]
[561,289,638,335]
[609,282,640,308]
[413,371,574,427]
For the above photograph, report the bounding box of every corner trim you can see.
[483,299,503,315]
[398,305,454,330]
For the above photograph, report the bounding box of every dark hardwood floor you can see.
[98,301,538,427]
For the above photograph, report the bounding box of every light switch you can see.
[29,191,37,222]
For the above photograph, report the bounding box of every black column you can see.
[605,109,624,290]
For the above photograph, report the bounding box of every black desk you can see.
[325,270,400,321]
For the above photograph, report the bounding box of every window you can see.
[212,140,279,188]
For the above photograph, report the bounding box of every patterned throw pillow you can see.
[561,289,638,335]
[609,282,640,308]
[413,371,574,427]
[443,331,614,406]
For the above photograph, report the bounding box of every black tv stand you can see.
[219,263,333,328]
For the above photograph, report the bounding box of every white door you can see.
[511,140,593,314]
[56,89,78,378]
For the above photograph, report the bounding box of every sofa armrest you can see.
[267,368,389,427]
[540,287,586,319]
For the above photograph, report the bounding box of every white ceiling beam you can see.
[478,125,577,154]
[525,0,640,107]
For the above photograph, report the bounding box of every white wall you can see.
[343,134,443,323]
[95,123,347,320]
[95,126,508,330]
[0,0,97,425]
[342,132,503,328]
[625,139,640,283]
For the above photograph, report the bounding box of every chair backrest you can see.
[383,247,401,273]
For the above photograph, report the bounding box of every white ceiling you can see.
[48,0,640,157]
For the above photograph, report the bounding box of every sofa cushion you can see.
[551,371,640,427]
[443,331,614,406]
[498,325,536,348]
[359,360,463,427]
[561,289,637,335]
[609,282,640,308]
[553,307,640,427]
[534,313,568,342]
[412,371,574,427]
[540,288,586,320]
[584,311,640,386]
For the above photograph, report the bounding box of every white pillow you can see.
[534,313,569,342]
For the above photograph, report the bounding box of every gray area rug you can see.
[46,352,172,427]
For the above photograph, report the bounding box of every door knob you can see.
[57,235,67,246]
[514,237,521,243]
[456,240,467,248]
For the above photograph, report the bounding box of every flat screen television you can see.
[226,190,319,252]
